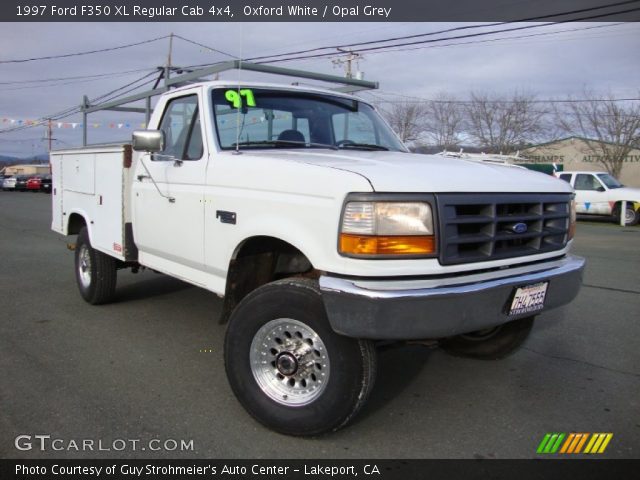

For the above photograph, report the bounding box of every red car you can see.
[26,176,43,192]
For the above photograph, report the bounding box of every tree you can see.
[377,101,427,143]
[422,92,464,150]
[554,91,640,178]
[464,91,549,153]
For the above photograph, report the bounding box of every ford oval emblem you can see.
[512,222,528,234]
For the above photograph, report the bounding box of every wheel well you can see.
[613,201,638,212]
[67,213,87,235]
[220,236,316,323]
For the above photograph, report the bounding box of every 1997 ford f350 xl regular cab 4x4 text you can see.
[51,66,584,436]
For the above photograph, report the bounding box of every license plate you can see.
[508,282,548,316]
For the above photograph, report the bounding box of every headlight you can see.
[340,201,436,256]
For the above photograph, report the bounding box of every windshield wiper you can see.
[337,143,389,151]
[233,140,279,148]
[233,140,338,150]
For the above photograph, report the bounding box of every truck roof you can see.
[170,80,371,104]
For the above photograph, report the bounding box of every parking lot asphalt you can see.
[0,191,638,459]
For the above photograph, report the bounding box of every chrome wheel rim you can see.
[250,318,330,406]
[625,208,636,224]
[78,245,92,289]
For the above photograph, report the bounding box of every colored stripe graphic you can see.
[544,434,559,453]
[584,434,599,453]
[537,433,565,454]
[550,433,565,453]
[574,433,589,454]
[560,433,575,453]
[585,433,614,454]
[598,433,613,453]
[567,433,582,453]
[538,433,613,454]
[536,433,552,454]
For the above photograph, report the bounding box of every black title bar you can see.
[2,459,640,480]
[2,0,640,22]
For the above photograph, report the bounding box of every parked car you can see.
[40,174,52,193]
[556,171,640,225]
[14,175,31,192]
[27,176,43,192]
[2,175,16,191]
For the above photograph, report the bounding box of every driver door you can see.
[573,173,609,215]
[132,92,208,278]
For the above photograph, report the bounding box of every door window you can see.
[332,111,379,145]
[156,95,203,161]
[574,174,603,191]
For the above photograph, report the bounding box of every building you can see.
[1,164,50,176]
[516,137,640,187]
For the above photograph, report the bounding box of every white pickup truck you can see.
[556,170,640,225]
[51,80,584,436]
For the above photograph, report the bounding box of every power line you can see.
[0,67,155,86]
[255,6,640,64]
[2,2,638,136]
[181,0,638,67]
[0,35,170,64]
[0,137,46,142]
[182,0,640,67]
[361,22,632,56]
[0,70,160,134]
[368,90,640,104]
[0,71,160,92]
[173,34,238,59]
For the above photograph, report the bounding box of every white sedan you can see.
[2,176,17,191]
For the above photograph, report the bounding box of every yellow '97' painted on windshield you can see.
[224,89,256,108]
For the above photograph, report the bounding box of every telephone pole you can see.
[45,119,56,152]
[332,48,362,79]
[165,32,174,85]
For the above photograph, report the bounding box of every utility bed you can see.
[51,143,134,262]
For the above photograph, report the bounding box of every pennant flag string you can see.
[2,117,147,129]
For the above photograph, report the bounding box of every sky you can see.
[0,21,639,157]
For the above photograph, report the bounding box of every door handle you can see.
[137,174,150,181]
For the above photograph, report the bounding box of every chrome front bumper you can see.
[319,255,585,340]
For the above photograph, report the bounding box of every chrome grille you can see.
[436,193,571,265]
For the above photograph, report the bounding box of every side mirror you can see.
[132,130,164,153]
[597,186,606,192]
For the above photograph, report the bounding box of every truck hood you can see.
[245,150,572,193]
[610,186,640,200]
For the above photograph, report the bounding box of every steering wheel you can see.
[336,140,355,148]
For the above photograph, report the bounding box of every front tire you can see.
[613,202,639,226]
[224,278,377,436]
[440,316,534,360]
[74,227,117,305]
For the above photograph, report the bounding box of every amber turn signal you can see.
[339,234,436,256]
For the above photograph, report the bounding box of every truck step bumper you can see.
[319,255,585,340]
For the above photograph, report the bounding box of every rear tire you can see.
[440,317,534,360]
[224,278,377,436]
[74,227,117,305]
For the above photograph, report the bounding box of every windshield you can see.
[212,88,407,152]
[597,173,623,189]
